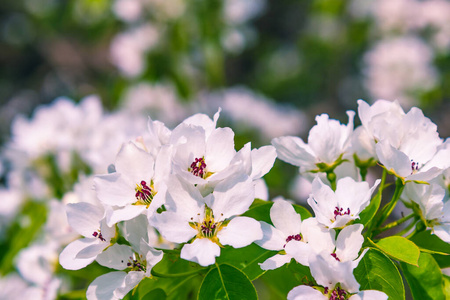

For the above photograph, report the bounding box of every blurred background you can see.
[0,0,449,298]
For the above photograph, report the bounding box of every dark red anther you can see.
[331,253,340,261]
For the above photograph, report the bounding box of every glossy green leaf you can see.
[371,236,420,266]
[140,288,167,300]
[409,230,450,268]
[198,264,257,300]
[216,243,278,280]
[137,274,201,300]
[151,250,205,277]
[354,248,405,300]
[401,252,445,300]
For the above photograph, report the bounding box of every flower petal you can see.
[259,254,292,271]
[218,217,262,248]
[287,285,327,300]
[59,238,99,270]
[180,238,220,267]
[270,199,302,236]
[255,221,286,251]
[250,145,277,180]
[86,271,126,300]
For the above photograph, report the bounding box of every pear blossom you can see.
[404,183,450,242]
[170,111,276,193]
[59,202,115,270]
[94,141,170,226]
[308,177,380,229]
[287,284,388,300]
[152,175,262,266]
[256,198,334,269]
[272,111,355,174]
[87,239,163,300]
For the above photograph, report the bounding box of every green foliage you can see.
[401,252,446,300]
[198,264,258,300]
[243,199,311,225]
[370,236,420,266]
[354,248,405,300]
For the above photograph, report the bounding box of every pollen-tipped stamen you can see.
[189,157,207,178]
[135,180,153,205]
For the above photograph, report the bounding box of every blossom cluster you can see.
[1,97,449,300]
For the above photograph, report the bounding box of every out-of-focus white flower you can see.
[121,82,187,125]
[363,36,438,107]
[0,273,61,300]
[16,242,59,286]
[206,87,306,141]
[112,0,143,22]
[223,0,266,25]
[45,200,78,245]
[308,177,380,229]
[110,24,159,78]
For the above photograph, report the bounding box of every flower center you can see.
[135,180,154,205]
[189,157,207,178]
[411,159,420,174]
[334,206,350,219]
[283,234,302,248]
[190,207,225,242]
[328,286,348,300]
[92,230,106,242]
[331,253,340,261]
[126,254,146,272]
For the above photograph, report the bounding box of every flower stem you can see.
[375,178,405,228]
[326,171,337,191]
[373,213,415,235]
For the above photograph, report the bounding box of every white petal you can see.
[301,218,335,254]
[335,224,364,262]
[218,217,262,248]
[287,285,327,300]
[59,238,99,270]
[259,254,292,270]
[151,211,197,243]
[349,290,388,300]
[86,271,126,300]
[284,241,313,266]
[250,145,277,180]
[66,202,104,237]
[180,238,220,267]
[270,199,302,236]
[271,136,316,169]
[94,173,135,206]
[105,205,146,227]
[434,224,450,243]
[205,127,235,172]
[308,177,336,227]
[255,221,286,251]
[211,175,254,220]
[114,142,155,184]
[96,244,133,270]
[115,271,145,299]
[376,141,411,178]
[77,242,110,259]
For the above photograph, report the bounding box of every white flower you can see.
[87,239,163,300]
[256,199,334,269]
[59,202,115,270]
[152,175,262,266]
[287,284,387,300]
[308,177,380,229]
[94,142,169,226]
[404,183,450,242]
[272,111,355,173]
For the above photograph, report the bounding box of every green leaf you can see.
[151,251,205,277]
[401,252,445,300]
[216,243,278,280]
[198,264,257,300]
[443,275,450,298]
[358,191,381,227]
[354,248,405,300]
[242,201,311,225]
[137,274,202,300]
[409,230,450,268]
[139,288,167,300]
[370,236,420,266]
